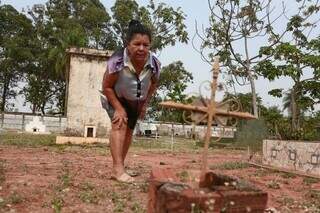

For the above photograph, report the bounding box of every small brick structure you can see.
[148,168,268,213]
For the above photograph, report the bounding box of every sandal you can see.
[111,173,135,183]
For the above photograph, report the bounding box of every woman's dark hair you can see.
[126,20,152,44]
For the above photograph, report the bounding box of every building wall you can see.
[263,139,320,177]
[66,48,112,137]
[0,112,66,133]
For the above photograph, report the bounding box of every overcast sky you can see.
[2,0,319,111]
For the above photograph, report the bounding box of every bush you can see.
[232,119,268,152]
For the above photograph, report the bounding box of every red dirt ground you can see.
[0,144,319,212]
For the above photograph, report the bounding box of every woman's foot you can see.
[111,173,135,183]
[126,169,139,177]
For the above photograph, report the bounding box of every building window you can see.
[84,126,96,138]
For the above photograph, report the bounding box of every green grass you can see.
[303,177,319,186]
[0,133,56,147]
[51,196,64,213]
[210,161,250,170]
[8,192,24,204]
[79,182,100,204]
[131,136,200,152]
[111,191,126,212]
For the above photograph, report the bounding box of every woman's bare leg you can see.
[122,127,133,162]
[110,124,127,177]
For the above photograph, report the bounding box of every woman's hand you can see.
[112,108,127,129]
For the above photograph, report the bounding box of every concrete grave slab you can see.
[56,136,109,145]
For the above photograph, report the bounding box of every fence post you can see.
[0,112,3,128]
[22,114,25,131]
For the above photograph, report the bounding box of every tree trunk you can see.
[1,82,8,112]
[247,71,258,117]
[290,87,299,132]
[244,35,258,118]
[32,104,36,114]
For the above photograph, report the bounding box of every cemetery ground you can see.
[0,133,319,213]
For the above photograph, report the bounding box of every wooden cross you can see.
[160,56,256,185]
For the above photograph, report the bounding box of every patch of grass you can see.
[0,197,5,209]
[279,172,297,179]
[306,189,320,200]
[111,191,126,212]
[132,136,199,153]
[304,190,320,210]
[57,160,72,189]
[131,202,144,213]
[8,192,24,204]
[138,182,148,193]
[0,133,56,147]
[253,168,269,177]
[0,160,5,184]
[79,182,100,204]
[51,196,64,213]
[210,161,250,170]
[266,180,280,189]
[303,177,319,186]
[277,196,297,209]
[177,170,190,182]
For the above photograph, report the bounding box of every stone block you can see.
[263,139,320,177]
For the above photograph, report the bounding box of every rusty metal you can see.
[159,56,256,187]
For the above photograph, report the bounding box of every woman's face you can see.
[127,33,151,65]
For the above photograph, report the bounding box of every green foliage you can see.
[223,92,263,114]
[0,4,34,111]
[256,3,320,133]
[260,106,283,137]
[233,119,268,152]
[200,0,290,117]
[1,0,189,115]
[268,89,283,98]
[111,0,188,51]
[149,61,193,122]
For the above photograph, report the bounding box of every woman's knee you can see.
[111,123,128,131]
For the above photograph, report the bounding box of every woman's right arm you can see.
[103,72,127,128]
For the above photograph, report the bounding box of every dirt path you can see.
[0,145,319,212]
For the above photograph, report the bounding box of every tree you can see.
[260,106,284,137]
[255,5,320,132]
[2,0,189,114]
[223,92,263,115]
[23,0,117,114]
[148,61,193,122]
[195,0,317,117]
[111,0,188,51]
[0,5,34,111]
